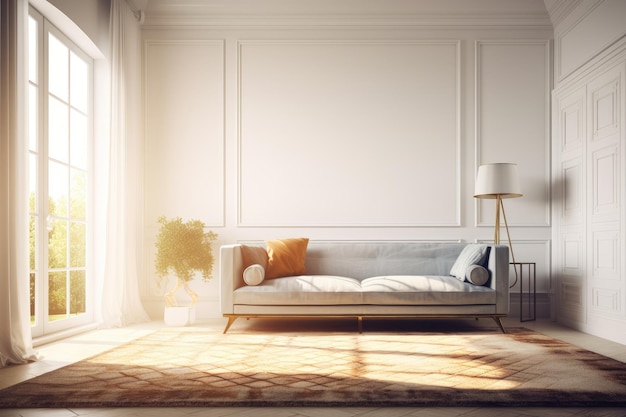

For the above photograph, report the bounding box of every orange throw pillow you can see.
[265,238,309,279]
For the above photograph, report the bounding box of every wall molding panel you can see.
[560,281,584,315]
[475,40,551,228]
[555,0,626,82]
[592,228,619,279]
[144,39,226,227]
[562,232,583,275]
[592,79,619,141]
[561,158,583,225]
[591,145,619,220]
[238,40,461,227]
[591,287,620,314]
[559,91,585,154]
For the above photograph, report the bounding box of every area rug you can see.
[1,324,626,408]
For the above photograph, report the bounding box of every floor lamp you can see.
[474,163,523,287]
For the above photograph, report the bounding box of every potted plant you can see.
[154,216,218,308]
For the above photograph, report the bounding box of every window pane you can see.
[48,271,67,320]
[70,270,86,315]
[69,222,85,267]
[70,109,87,169]
[48,160,68,217]
[29,84,38,151]
[29,215,37,270]
[48,33,68,101]
[48,96,69,162]
[28,16,38,83]
[70,169,86,220]
[70,52,88,113]
[30,272,37,325]
[48,219,67,269]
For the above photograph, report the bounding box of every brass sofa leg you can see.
[492,316,506,333]
[357,316,363,333]
[223,316,238,334]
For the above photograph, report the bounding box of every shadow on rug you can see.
[1,324,625,408]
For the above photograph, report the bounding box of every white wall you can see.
[139,0,553,319]
[239,40,460,227]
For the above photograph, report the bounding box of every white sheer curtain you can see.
[95,0,149,327]
[0,0,39,367]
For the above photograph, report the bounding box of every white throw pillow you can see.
[449,244,488,281]
[243,264,265,286]
[466,264,489,286]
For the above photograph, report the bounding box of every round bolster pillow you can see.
[243,264,265,286]
[466,264,489,286]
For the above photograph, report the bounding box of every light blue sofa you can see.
[220,241,510,333]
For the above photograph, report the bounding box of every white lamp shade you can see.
[474,163,522,199]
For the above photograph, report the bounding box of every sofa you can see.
[220,240,510,333]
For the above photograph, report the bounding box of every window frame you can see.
[29,5,95,338]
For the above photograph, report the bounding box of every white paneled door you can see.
[553,45,625,344]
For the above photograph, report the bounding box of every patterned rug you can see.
[1,323,626,407]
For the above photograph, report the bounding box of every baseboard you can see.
[33,322,100,347]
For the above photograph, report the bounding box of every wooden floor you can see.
[1,317,625,417]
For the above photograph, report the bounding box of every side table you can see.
[510,262,536,322]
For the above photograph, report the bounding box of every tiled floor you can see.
[1,317,625,417]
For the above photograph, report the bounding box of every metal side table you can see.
[510,262,536,322]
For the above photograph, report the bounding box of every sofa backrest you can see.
[304,241,467,280]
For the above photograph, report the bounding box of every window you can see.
[28,7,93,337]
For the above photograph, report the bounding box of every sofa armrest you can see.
[488,244,510,315]
[220,244,244,315]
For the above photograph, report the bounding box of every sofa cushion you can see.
[243,264,265,286]
[265,238,309,279]
[449,244,489,281]
[466,264,489,286]
[361,275,495,305]
[234,274,496,307]
[233,275,363,305]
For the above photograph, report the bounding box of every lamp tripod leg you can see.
[499,198,519,288]
[494,197,501,245]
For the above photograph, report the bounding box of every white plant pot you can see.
[164,306,196,326]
